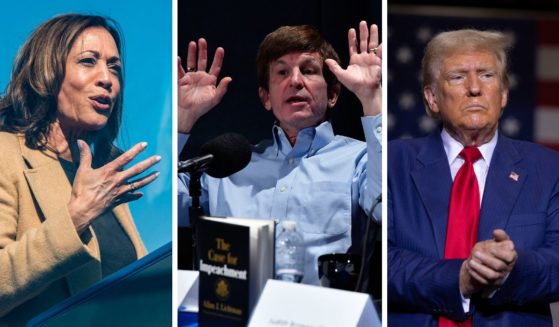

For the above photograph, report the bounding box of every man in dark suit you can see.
[388,29,559,326]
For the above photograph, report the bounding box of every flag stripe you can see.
[537,46,559,80]
[538,20,559,45]
[537,20,559,150]
[535,107,559,142]
[537,81,559,107]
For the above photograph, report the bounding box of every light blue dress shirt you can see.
[178,115,382,285]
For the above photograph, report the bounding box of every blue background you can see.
[0,0,172,252]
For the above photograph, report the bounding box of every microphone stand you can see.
[189,171,204,270]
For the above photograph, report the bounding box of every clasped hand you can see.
[460,229,518,297]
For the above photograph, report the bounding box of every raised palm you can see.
[325,22,382,115]
[177,38,231,133]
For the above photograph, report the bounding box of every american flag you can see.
[387,7,559,151]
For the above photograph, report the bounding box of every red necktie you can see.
[439,147,482,327]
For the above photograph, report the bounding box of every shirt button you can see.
[376,126,382,134]
[288,159,294,165]
[279,186,286,192]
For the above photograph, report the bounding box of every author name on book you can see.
[203,299,243,316]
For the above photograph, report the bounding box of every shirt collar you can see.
[272,120,335,158]
[441,128,498,167]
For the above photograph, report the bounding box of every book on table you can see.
[196,216,275,326]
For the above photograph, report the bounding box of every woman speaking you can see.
[0,14,160,325]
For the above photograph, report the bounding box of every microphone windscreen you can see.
[199,133,252,178]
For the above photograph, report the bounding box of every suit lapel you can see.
[19,138,73,224]
[478,135,525,240]
[18,137,102,294]
[411,133,453,258]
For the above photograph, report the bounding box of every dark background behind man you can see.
[178,0,380,155]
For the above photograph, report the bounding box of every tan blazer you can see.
[0,132,147,326]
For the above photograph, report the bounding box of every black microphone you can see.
[177,154,213,174]
[178,133,252,178]
[181,133,252,269]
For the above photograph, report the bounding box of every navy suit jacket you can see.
[388,131,559,327]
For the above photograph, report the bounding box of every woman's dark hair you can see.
[0,14,125,166]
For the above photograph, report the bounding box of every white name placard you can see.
[248,279,380,327]
[177,270,199,312]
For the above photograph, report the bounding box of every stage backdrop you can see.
[388,5,559,151]
[0,0,172,252]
